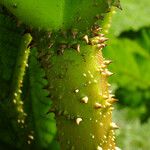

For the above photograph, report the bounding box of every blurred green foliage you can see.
[103,0,150,149]
[104,0,150,115]
[110,0,150,36]
[105,29,150,108]
[114,107,150,150]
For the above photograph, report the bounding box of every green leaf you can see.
[104,28,150,107]
[28,48,57,148]
[0,0,119,30]
[104,37,150,89]
[0,12,24,100]
[114,107,150,150]
[110,0,150,36]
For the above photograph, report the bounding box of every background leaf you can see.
[110,0,150,36]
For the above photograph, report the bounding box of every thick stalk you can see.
[35,29,118,150]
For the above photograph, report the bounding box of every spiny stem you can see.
[11,33,32,127]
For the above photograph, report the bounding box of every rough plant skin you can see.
[35,29,118,150]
